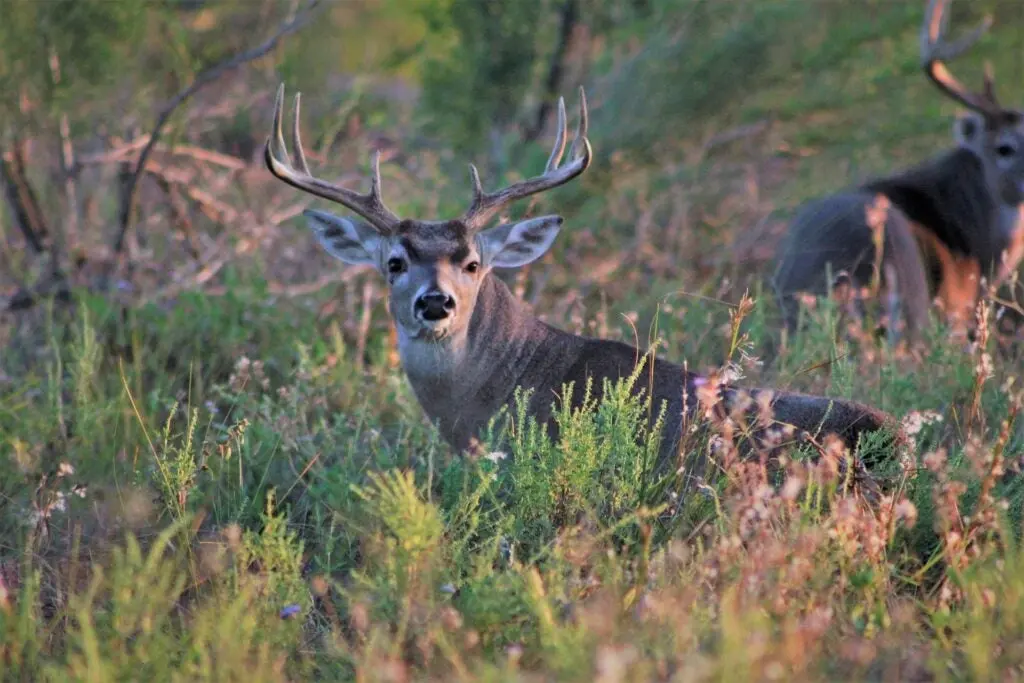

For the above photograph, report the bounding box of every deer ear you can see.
[304,209,382,267]
[477,215,564,269]
[954,113,985,150]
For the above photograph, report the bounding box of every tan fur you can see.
[912,222,981,334]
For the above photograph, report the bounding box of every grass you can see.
[4,0,1024,680]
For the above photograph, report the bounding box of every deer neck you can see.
[396,274,578,450]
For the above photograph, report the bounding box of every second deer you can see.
[773,0,1024,341]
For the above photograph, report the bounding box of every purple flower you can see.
[279,603,302,619]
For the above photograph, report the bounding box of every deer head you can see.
[922,0,1024,206]
[265,84,592,350]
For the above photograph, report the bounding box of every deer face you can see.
[922,0,1024,207]
[304,210,564,342]
[266,82,589,351]
[955,111,1024,206]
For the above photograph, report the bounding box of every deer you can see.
[772,0,1024,343]
[264,83,899,483]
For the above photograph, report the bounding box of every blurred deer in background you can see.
[265,83,898,476]
[773,0,1024,342]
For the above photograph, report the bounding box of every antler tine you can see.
[545,96,568,173]
[370,150,384,200]
[982,61,1001,108]
[264,83,400,234]
[269,84,292,168]
[290,92,311,175]
[568,86,589,161]
[467,162,484,206]
[461,88,594,231]
[920,0,1002,119]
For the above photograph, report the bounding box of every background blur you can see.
[2,0,1024,395]
[3,0,1022,344]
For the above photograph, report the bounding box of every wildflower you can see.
[975,352,994,382]
[483,451,508,464]
[506,643,524,664]
[893,498,918,529]
[310,575,329,597]
[439,606,463,631]
[279,603,301,620]
[781,476,804,502]
[350,603,370,632]
[901,410,943,437]
[922,449,947,474]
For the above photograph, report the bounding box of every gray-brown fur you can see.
[774,0,1024,339]
[265,84,898,475]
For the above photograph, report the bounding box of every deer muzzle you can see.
[414,290,456,322]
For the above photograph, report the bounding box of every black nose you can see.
[414,291,456,321]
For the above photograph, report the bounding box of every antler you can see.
[461,87,593,231]
[265,84,400,234]
[920,0,1005,120]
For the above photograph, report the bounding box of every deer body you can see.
[265,83,896,472]
[774,0,1024,339]
[398,268,890,464]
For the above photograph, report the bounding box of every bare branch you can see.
[1,142,49,254]
[143,160,239,223]
[149,172,202,260]
[112,0,321,259]
[524,0,579,144]
[49,45,79,268]
[78,137,248,172]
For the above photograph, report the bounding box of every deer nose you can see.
[414,290,456,321]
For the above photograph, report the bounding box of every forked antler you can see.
[461,86,593,231]
[920,0,1005,120]
[265,84,401,234]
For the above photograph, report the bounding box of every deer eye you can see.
[996,143,1017,159]
[464,261,480,274]
[387,257,406,275]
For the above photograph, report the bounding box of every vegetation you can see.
[1,0,1023,680]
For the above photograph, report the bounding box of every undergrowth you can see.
[1,287,1023,681]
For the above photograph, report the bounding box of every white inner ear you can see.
[954,113,984,151]
[304,209,382,267]
[478,215,564,269]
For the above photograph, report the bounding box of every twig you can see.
[143,160,239,224]
[199,268,372,299]
[49,45,79,266]
[355,279,375,371]
[690,119,770,165]
[112,0,321,259]
[149,173,202,260]
[0,142,49,254]
[78,138,249,172]
[524,0,579,143]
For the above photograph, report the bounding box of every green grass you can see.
[4,0,1024,680]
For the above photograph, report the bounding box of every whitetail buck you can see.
[265,84,898,474]
[773,0,1024,340]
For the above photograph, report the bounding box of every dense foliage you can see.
[1,0,1024,680]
